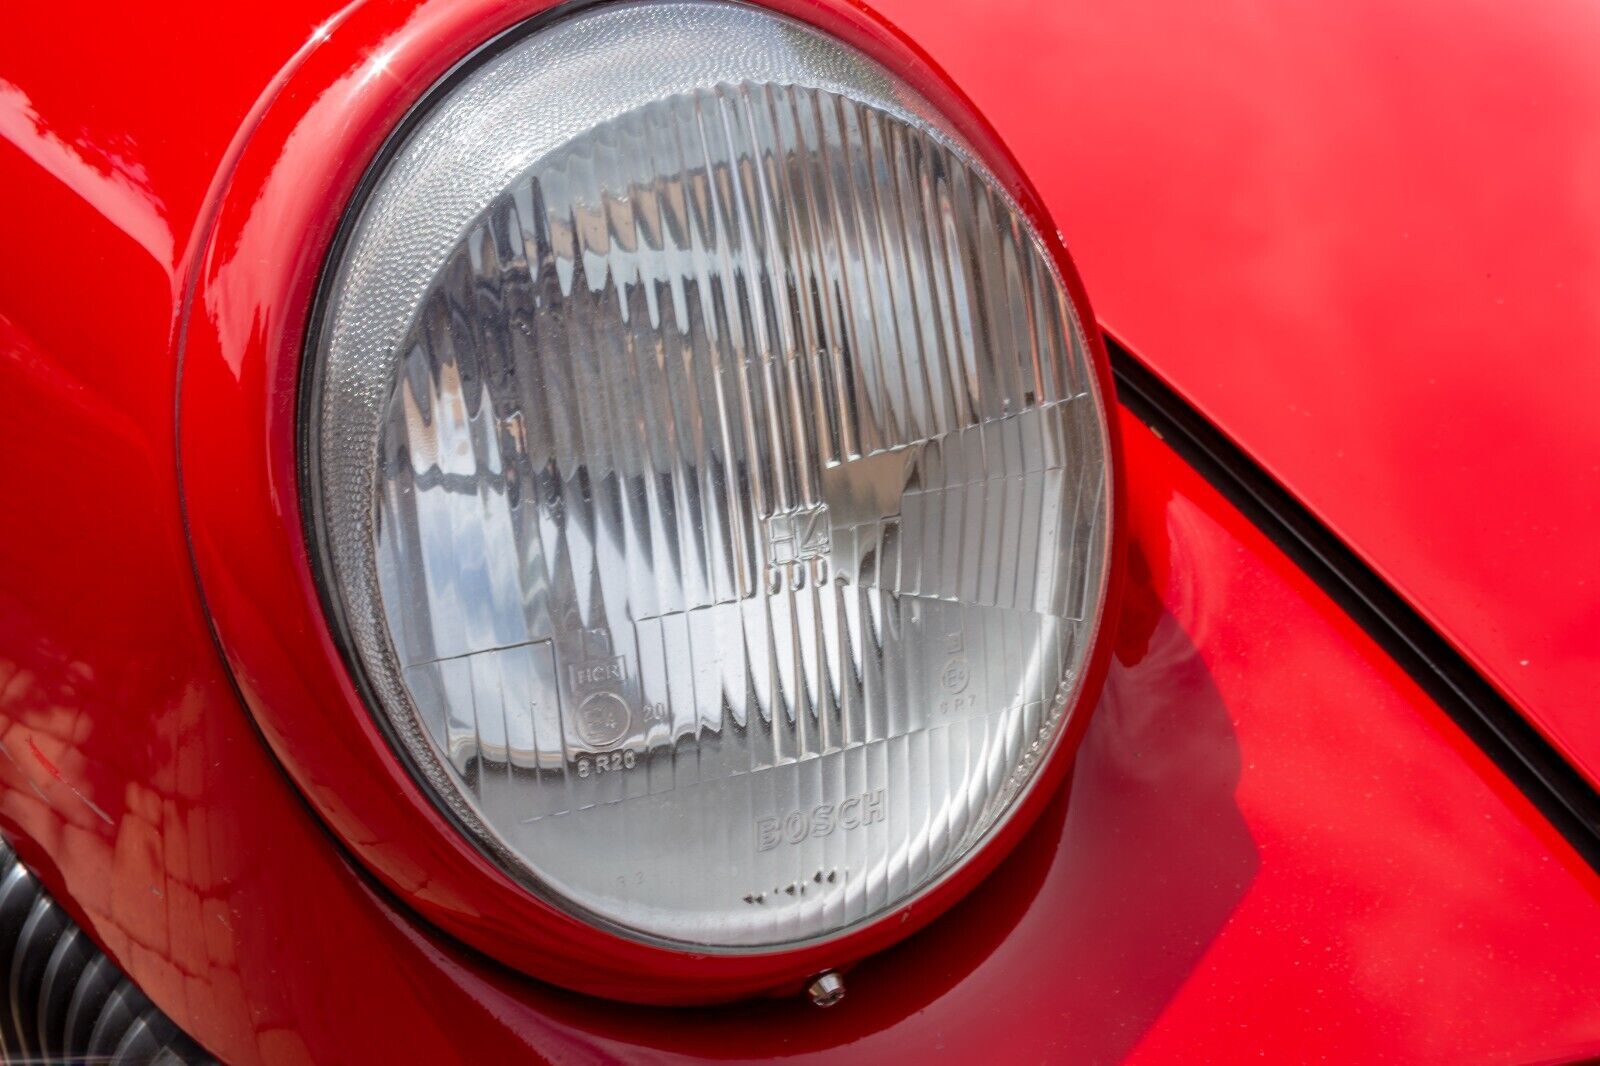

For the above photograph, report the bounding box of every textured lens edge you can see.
[307,0,1114,952]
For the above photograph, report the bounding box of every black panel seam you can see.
[1108,339,1600,873]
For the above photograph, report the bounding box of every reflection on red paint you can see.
[26,736,58,779]
[0,78,173,274]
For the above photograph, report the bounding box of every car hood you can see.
[874,0,1600,784]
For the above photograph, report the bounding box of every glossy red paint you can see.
[12,332,1600,1061]
[174,0,1125,1003]
[2,0,1599,1061]
[865,0,1600,787]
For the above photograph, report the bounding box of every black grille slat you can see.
[0,839,209,1064]
[38,925,94,1059]
[87,978,153,1060]
[63,953,121,1060]
[0,860,42,1055]
[114,1006,185,1064]
[12,893,70,1061]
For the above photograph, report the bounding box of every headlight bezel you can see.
[178,0,1125,1003]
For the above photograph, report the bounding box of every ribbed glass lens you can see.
[310,1,1111,949]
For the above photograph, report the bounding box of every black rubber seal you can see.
[1109,339,1600,873]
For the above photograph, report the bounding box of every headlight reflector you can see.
[308,0,1111,951]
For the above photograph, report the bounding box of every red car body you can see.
[2,0,1598,1060]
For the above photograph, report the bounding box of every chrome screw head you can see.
[807,971,846,1008]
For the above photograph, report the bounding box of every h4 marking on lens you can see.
[766,505,830,565]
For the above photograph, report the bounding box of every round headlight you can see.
[306,0,1112,951]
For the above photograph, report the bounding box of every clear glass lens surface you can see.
[311,1,1110,949]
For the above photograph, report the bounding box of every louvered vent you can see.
[0,839,208,1064]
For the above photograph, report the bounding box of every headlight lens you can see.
[307,0,1111,950]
